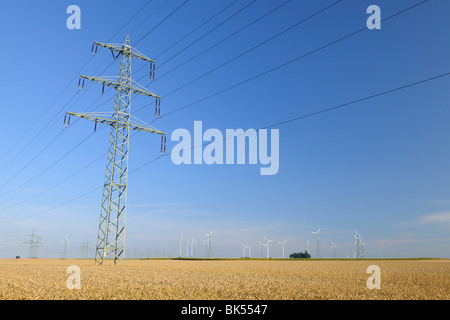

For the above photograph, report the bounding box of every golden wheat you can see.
[0,259,448,300]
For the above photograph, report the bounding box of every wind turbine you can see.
[179,234,183,258]
[205,230,213,258]
[190,238,194,258]
[360,241,365,259]
[312,228,321,258]
[248,245,252,258]
[306,240,310,254]
[278,240,287,259]
[354,230,364,259]
[185,239,189,258]
[263,236,273,258]
[259,242,265,258]
[203,239,208,258]
[193,240,197,258]
[331,241,337,259]
[241,244,247,258]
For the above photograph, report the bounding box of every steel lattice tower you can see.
[66,35,166,265]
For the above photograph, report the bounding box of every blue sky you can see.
[0,0,449,259]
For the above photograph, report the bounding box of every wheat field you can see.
[0,258,448,300]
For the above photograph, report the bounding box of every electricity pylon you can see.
[80,240,89,259]
[23,229,42,259]
[66,35,166,266]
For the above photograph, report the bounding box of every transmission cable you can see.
[160,0,337,97]
[154,0,239,59]
[156,0,257,69]
[2,69,447,223]
[135,0,192,46]
[154,0,431,120]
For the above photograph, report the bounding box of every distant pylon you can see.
[23,229,42,259]
[80,240,89,259]
[66,35,166,266]
[62,234,70,259]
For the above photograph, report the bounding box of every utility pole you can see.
[65,35,166,265]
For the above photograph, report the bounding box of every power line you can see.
[0,0,165,185]
[0,0,436,221]
[130,0,294,91]
[127,0,254,81]
[155,0,430,120]
[164,71,450,156]
[2,153,106,211]
[2,70,447,223]
[0,153,164,222]
[0,131,96,205]
[0,2,194,203]
[0,1,159,184]
[156,0,257,69]
[159,0,338,97]
[157,0,296,82]
[135,0,192,46]
[0,0,189,181]
[154,0,239,59]
[126,0,170,36]
[0,90,81,180]
[106,0,155,42]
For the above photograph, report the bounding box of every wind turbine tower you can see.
[331,241,337,259]
[278,240,287,259]
[312,228,321,258]
[354,230,365,259]
[259,242,265,258]
[205,230,213,258]
[193,240,197,258]
[360,241,365,259]
[263,236,273,258]
[190,238,195,258]
[241,244,246,258]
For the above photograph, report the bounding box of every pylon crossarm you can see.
[80,75,160,98]
[92,41,155,63]
[66,111,165,135]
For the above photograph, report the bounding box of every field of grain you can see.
[0,258,448,300]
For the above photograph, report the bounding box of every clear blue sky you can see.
[0,0,449,259]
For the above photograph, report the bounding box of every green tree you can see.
[289,251,311,259]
